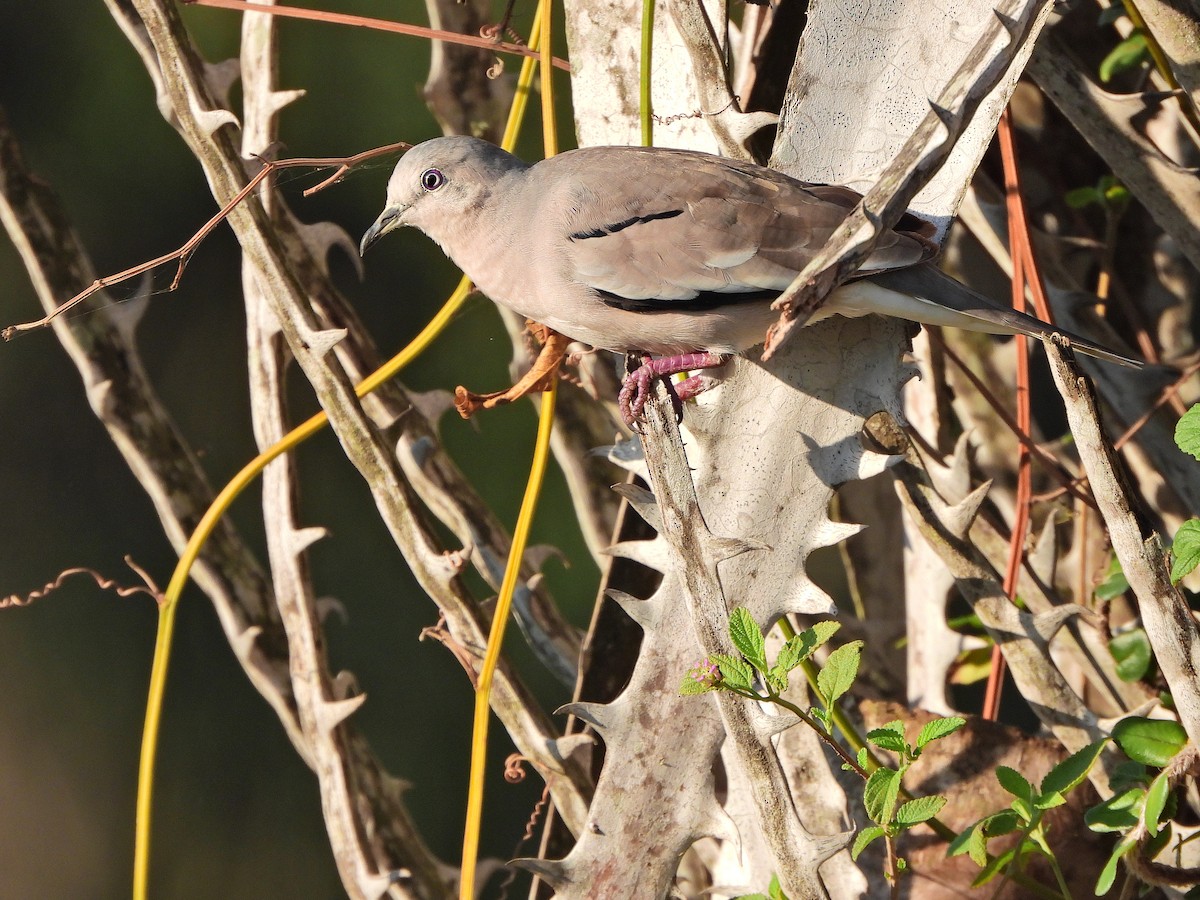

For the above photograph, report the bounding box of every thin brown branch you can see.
[183,0,571,71]
[2,557,163,609]
[929,332,1097,509]
[1028,358,1200,505]
[2,142,409,340]
[1113,357,1200,450]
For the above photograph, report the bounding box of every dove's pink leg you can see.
[619,352,731,426]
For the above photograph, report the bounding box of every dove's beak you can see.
[359,206,405,257]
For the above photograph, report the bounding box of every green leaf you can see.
[947,821,987,866]
[1102,180,1131,211]
[972,845,1017,887]
[712,653,756,692]
[1175,404,1200,460]
[895,795,946,827]
[1095,554,1130,600]
[1146,821,1173,858]
[1095,834,1137,895]
[983,810,1021,836]
[946,611,984,633]
[866,721,907,754]
[1144,770,1172,837]
[995,765,1034,801]
[728,607,767,670]
[817,640,862,707]
[851,825,886,860]
[1009,796,1035,824]
[1035,790,1067,811]
[764,669,788,694]
[773,637,805,674]
[1099,31,1149,83]
[916,716,965,748]
[1109,628,1153,682]
[807,620,841,650]
[1111,760,1150,793]
[863,767,902,825]
[1040,739,1107,796]
[1066,176,1130,214]
[948,646,994,685]
[1172,519,1200,584]
[731,874,789,900]
[1113,716,1188,768]
[1065,186,1102,209]
[783,620,842,670]
[1085,787,1144,833]
[679,675,716,695]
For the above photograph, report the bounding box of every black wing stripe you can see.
[597,288,777,313]
[570,208,685,241]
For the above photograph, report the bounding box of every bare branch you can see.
[2,142,408,340]
[1044,341,1200,744]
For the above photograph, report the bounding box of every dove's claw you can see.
[618,352,731,427]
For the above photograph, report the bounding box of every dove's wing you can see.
[542,146,937,312]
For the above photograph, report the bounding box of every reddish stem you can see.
[184,0,571,71]
[983,108,1039,722]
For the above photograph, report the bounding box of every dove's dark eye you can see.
[420,168,446,192]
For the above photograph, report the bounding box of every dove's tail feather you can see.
[864,264,1144,369]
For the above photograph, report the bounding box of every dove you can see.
[360,136,1140,422]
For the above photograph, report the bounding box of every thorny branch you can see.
[123,0,592,876]
[236,7,425,896]
[763,0,1054,357]
[9,0,1200,893]
[1044,340,1200,744]
[0,102,305,757]
[637,390,843,899]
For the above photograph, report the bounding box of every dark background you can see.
[0,2,593,896]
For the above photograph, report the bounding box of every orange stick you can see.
[183,0,571,71]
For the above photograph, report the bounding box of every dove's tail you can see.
[860,263,1144,369]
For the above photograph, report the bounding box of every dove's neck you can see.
[428,169,533,308]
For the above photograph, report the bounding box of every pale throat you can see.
[432,212,532,316]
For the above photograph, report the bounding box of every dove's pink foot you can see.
[618,352,731,426]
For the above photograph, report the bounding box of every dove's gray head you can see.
[359,136,529,257]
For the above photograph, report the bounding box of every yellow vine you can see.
[133,7,553,896]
